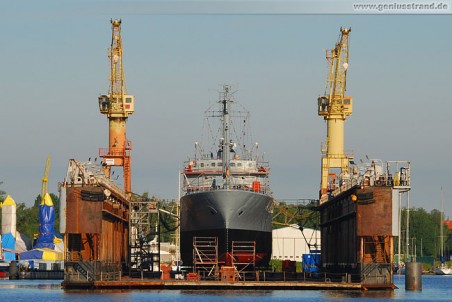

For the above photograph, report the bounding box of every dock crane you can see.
[318,28,353,202]
[98,19,135,194]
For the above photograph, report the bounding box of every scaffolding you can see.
[193,237,219,278]
[231,241,256,272]
[129,198,160,278]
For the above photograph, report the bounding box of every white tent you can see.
[272,226,320,262]
[15,232,31,252]
[1,195,17,236]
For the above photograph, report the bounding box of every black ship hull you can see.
[180,190,273,268]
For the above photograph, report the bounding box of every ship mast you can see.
[440,189,445,263]
[221,85,233,189]
[318,27,353,201]
[98,19,135,194]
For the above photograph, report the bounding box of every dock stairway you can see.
[374,240,385,263]
[73,262,95,282]
[360,236,392,285]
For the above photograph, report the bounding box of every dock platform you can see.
[62,277,396,290]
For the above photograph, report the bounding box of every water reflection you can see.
[180,289,274,297]
[0,280,62,290]
[325,289,395,299]
[1,276,452,301]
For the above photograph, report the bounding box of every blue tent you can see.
[19,248,63,261]
[2,233,17,260]
[1,233,15,250]
[19,249,43,260]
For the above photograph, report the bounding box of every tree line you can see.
[398,207,452,260]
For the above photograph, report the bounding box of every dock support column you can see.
[405,262,422,291]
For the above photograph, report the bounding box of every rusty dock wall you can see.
[319,185,395,286]
[65,185,129,264]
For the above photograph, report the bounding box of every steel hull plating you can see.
[180,190,273,267]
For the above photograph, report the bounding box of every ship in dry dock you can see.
[61,21,414,290]
[180,85,273,272]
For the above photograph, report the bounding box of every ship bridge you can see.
[183,159,270,194]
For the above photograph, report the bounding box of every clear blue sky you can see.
[1,1,451,218]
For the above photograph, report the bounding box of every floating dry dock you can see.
[62,262,396,290]
[63,280,363,290]
[61,24,408,291]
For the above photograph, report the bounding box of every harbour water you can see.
[0,275,451,301]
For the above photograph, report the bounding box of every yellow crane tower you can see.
[98,19,135,194]
[318,28,353,201]
[41,155,50,199]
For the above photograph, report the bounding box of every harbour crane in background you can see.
[317,27,353,202]
[41,155,50,199]
[98,19,135,195]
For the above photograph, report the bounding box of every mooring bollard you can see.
[405,262,422,291]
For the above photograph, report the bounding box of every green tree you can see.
[16,202,39,241]
[0,181,5,201]
[396,207,449,259]
[410,208,439,257]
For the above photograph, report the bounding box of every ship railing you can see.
[99,147,126,157]
[386,160,411,189]
[98,141,132,157]
[259,271,359,283]
[182,160,270,174]
[329,178,360,199]
[320,144,354,159]
[360,263,392,285]
[66,159,128,201]
[323,161,411,201]
[184,183,271,195]
[357,160,411,189]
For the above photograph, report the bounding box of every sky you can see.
[1,1,452,218]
